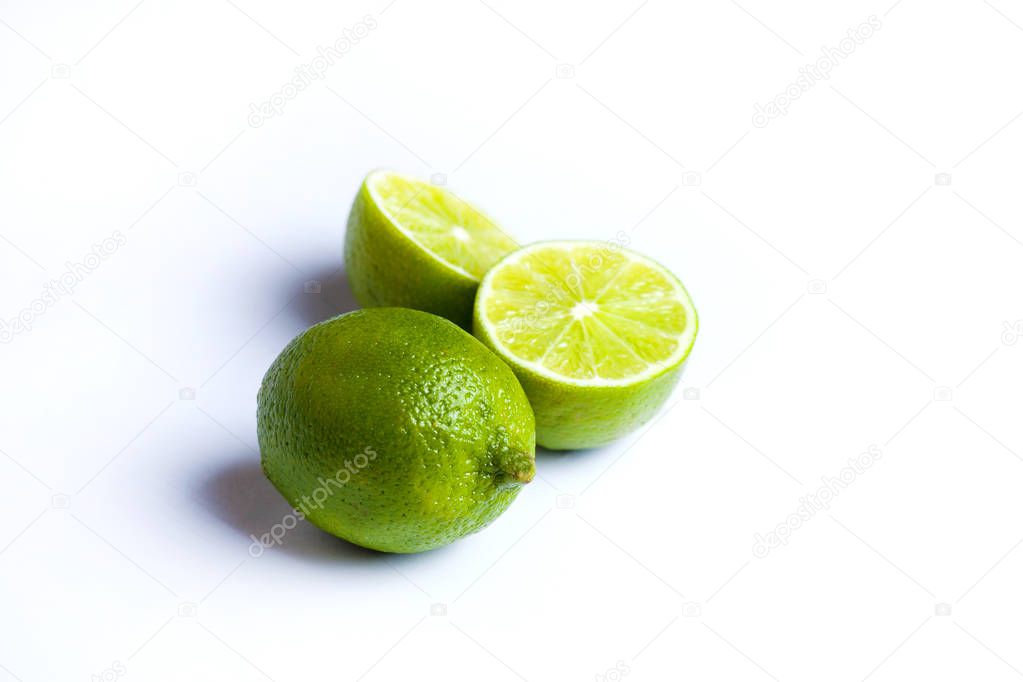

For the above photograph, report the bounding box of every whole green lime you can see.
[257,308,536,554]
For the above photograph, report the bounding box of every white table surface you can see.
[2,1,1023,680]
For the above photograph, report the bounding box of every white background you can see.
[2,0,1022,680]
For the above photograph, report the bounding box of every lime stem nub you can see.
[497,451,535,486]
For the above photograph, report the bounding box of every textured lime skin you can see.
[257,308,536,553]
[344,178,479,329]
[471,330,686,450]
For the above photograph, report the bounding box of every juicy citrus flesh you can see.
[257,308,536,553]
[476,242,697,386]
[368,171,518,279]
[474,241,697,449]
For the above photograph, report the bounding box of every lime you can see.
[344,170,519,329]
[257,308,535,554]
[473,241,698,450]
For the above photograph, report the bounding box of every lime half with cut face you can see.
[344,170,518,328]
[473,240,698,450]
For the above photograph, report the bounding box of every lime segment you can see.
[367,171,518,279]
[345,170,518,328]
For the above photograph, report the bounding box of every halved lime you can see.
[473,240,698,449]
[344,170,518,328]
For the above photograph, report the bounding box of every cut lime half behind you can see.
[344,170,518,328]
[473,241,698,450]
